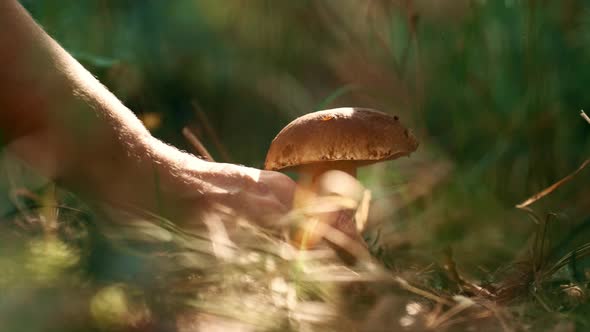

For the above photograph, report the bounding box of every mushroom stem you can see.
[293,163,366,254]
[299,161,358,186]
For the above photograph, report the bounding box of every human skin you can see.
[0,0,295,227]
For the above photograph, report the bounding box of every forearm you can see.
[0,1,295,225]
[0,1,188,211]
[0,1,150,150]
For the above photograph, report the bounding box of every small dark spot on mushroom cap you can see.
[327,146,335,157]
[410,13,420,26]
[394,115,399,121]
[282,144,294,158]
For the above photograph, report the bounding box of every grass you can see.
[1,161,589,332]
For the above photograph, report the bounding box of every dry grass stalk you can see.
[516,158,590,209]
[191,101,234,163]
[182,127,215,161]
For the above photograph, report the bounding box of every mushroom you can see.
[265,107,419,250]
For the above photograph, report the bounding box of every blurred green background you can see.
[3,0,590,330]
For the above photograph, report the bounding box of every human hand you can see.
[190,162,296,227]
[143,140,296,229]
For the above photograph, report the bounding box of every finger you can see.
[316,170,365,201]
[259,170,296,208]
[220,188,291,227]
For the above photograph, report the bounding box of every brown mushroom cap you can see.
[264,107,419,171]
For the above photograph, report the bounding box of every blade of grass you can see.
[191,101,233,163]
[182,127,214,162]
[313,84,356,111]
[516,158,590,209]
